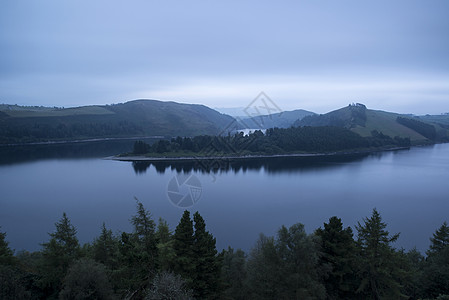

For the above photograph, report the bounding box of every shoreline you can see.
[0,136,164,147]
[108,146,411,162]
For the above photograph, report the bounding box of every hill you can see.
[294,104,449,144]
[0,100,236,144]
[238,109,316,129]
[417,114,449,127]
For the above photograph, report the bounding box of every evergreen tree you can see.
[315,216,357,299]
[398,248,425,299]
[156,218,175,272]
[0,228,31,298]
[131,200,157,273]
[116,200,158,297]
[41,212,81,298]
[423,222,449,297]
[0,227,14,265]
[173,211,195,285]
[247,224,326,300]
[192,211,220,299]
[355,208,403,300]
[221,247,248,300]
[427,221,449,256]
[276,223,326,299]
[91,223,119,269]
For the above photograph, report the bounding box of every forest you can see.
[130,126,411,157]
[1,202,448,299]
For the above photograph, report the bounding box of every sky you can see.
[1,0,448,114]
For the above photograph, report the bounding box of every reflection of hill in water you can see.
[0,138,158,165]
[132,153,386,175]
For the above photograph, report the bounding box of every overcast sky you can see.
[1,0,448,114]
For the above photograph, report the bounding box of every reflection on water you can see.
[0,138,159,165]
[131,152,391,175]
[0,141,447,254]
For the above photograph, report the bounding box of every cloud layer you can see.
[1,0,448,114]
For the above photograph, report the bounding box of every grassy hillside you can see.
[239,109,316,129]
[0,105,114,117]
[295,104,449,144]
[0,100,236,144]
[351,110,427,141]
[418,114,449,126]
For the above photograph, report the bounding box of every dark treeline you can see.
[0,115,143,144]
[1,205,448,299]
[397,117,437,140]
[132,126,411,157]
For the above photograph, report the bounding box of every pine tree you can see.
[173,211,195,285]
[400,248,425,299]
[192,211,220,299]
[355,208,403,300]
[91,223,119,270]
[427,221,449,256]
[0,228,29,299]
[315,216,357,299]
[131,200,157,273]
[423,221,449,297]
[116,200,158,296]
[221,247,247,300]
[0,227,14,265]
[247,223,326,299]
[276,223,326,299]
[41,212,81,298]
[156,218,175,272]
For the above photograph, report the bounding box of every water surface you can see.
[0,141,448,253]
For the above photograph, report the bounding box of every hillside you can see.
[417,114,449,127]
[0,100,236,144]
[238,109,316,129]
[294,104,449,144]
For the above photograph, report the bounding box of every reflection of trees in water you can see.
[131,153,379,175]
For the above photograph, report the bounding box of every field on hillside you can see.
[0,105,114,117]
[351,110,427,142]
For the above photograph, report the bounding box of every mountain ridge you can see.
[0,99,236,144]
[294,103,449,143]
[1,100,448,145]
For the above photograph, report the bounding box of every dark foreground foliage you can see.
[1,206,448,299]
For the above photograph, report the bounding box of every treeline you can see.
[1,204,448,299]
[133,126,411,156]
[0,117,143,144]
[397,117,437,140]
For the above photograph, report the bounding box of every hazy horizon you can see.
[1,0,449,115]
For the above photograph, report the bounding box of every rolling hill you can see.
[0,100,236,144]
[294,103,449,144]
[238,109,316,129]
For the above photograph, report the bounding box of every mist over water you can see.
[0,141,448,254]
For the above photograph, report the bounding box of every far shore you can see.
[0,136,164,147]
[107,146,411,162]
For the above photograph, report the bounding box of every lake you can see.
[0,140,448,254]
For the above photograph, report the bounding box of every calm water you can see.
[0,141,448,254]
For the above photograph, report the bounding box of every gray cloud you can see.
[1,0,448,114]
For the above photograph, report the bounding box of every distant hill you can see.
[239,109,316,129]
[214,107,248,118]
[294,104,449,144]
[0,100,236,144]
[417,114,449,127]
